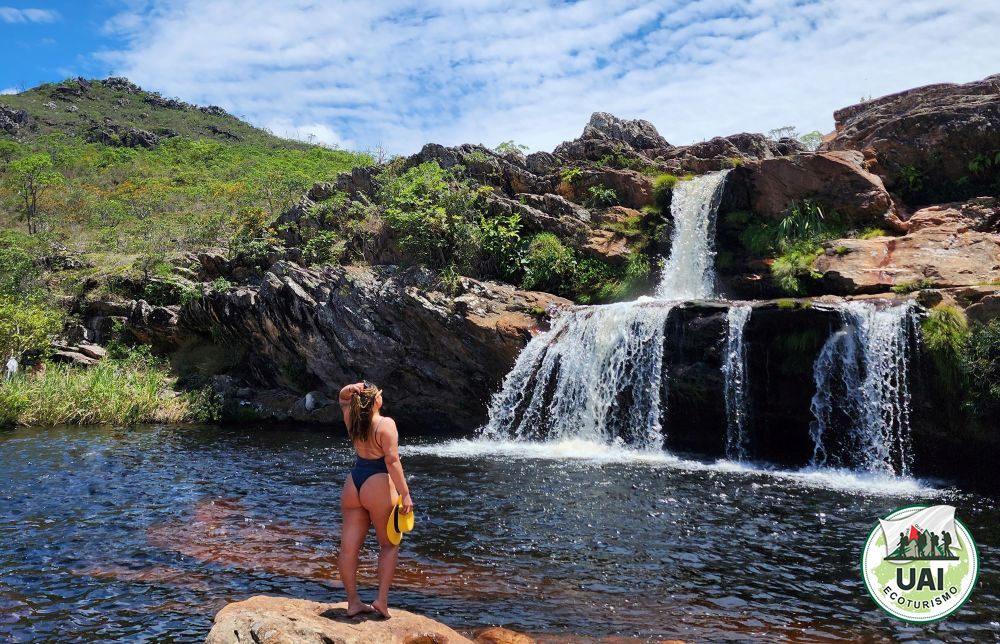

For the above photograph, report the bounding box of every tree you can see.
[0,140,19,167]
[798,131,823,151]
[495,140,529,155]
[6,154,64,234]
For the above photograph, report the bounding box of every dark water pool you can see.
[0,425,997,642]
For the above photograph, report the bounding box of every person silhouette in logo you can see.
[941,530,953,557]
[916,529,928,557]
[930,531,940,557]
[897,531,909,558]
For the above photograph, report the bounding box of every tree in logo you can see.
[861,505,979,623]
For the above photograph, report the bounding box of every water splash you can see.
[483,301,673,448]
[722,303,752,460]
[809,301,918,475]
[657,170,731,299]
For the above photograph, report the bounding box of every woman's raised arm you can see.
[339,382,365,407]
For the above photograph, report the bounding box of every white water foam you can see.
[657,170,731,300]
[483,301,673,448]
[404,438,938,495]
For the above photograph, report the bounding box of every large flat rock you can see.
[205,596,473,644]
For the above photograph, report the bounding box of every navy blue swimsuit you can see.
[350,418,387,490]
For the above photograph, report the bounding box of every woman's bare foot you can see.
[346,600,373,617]
[371,598,391,618]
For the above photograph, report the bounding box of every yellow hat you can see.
[386,497,415,545]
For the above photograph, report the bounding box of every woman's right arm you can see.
[380,419,413,514]
[339,382,364,407]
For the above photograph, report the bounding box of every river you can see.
[1,424,997,641]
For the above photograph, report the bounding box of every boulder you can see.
[813,223,1000,295]
[0,103,29,134]
[205,596,473,644]
[553,112,667,162]
[484,194,589,243]
[822,74,1000,203]
[51,350,99,367]
[658,133,804,174]
[560,167,653,210]
[176,262,569,430]
[76,343,107,361]
[125,300,182,350]
[745,151,897,228]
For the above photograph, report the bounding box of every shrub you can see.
[521,233,577,294]
[380,161,479,270]
[857,227,886,240]
[494,140,529,156]
[922,304,970,397]
[585,185,618,208]
[186,386,223,423]
[476,212,523,282]
[652,174,678,211]
[302,230,344,266]
[0,297,62,358]
[228,207,284,268]
[892,278,936,294]
[771,242,824,295]
[965,319,1000,416]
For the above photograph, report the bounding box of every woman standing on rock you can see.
[338,381,414,618]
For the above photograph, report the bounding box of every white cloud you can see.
[263,117,352,150]
[98,0,1000,154]
[0,7,59,23]
[0,87,18,95]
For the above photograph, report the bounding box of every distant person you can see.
[4,355,17,380]
[916,530,928,557]
[337,381,413,619]
[930,531,940,557]
[897,532,909,557]
[942,530,953,556]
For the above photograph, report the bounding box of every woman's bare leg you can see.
[359,473,398,618]
[339,476,373,616]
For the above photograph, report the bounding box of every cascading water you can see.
[483,302,672,448]
[657,170,731,300]
[484,170,733,446]
[808,301,918,476]
[722,304,752,460]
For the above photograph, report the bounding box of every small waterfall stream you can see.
[657,170,731,299]
[722,304,752,461]
[808,301,918,475]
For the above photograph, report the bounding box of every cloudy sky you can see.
[1,1,998,153]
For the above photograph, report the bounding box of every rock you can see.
[578,111,668,150]
[175,263,569,430]
[66,104,78,113]
[206,124,240,140]
[745,151,897,229]
[76,343,107,361]
[484,194,590,243]
[199,105,228,116]
[822,74,1000,203]
[125,300,182,350]
[102,77,142,94]
[205,595,473,644]
[0,103,29,133]
[560,167,653,210]
[813,225,1000,295]
[659,133,804,174]
[196,251,233,280]
[966,293,1000,325]
[901,197,1000,234]
[473,627,536,644]
[51,350,99,367]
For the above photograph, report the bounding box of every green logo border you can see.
[860,504,980,624]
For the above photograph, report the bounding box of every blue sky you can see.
[2,1,999,154]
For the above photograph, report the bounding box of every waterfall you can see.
[657,170,731,299]
[483,302,673,448]
[723,304,752,460]
[809,301,918,476]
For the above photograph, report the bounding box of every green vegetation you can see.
[857,227,887,240]
[652,173,678,212]
[521,233,577,294]
[584,185,618,208]
[494,140,529,156]
[0,345,189,426]
[921,305,971,400]
[739,201,843,295]
[965,320,1000,416]
[891,278,936,294]
[560,167,583,185]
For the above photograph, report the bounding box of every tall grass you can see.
[0,361,189,426]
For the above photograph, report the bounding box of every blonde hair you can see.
[348,382,381,443]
